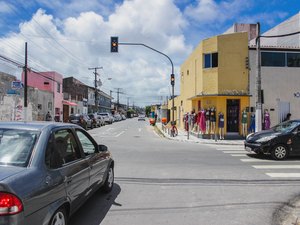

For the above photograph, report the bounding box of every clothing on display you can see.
[264,110,271,130]
[249,113,255,133]
[218,112,224,139]
[241,110,248,137]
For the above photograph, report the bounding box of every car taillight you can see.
[0,192,23,216]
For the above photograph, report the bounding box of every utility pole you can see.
[255,22,262,132]
[24,42,28,121]
[88,66,103,112]
[114,88,124,111]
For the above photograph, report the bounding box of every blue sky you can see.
[0,0,299,105]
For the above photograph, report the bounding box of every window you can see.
[76,130,96,155]
[45,129,81,169]
[261,52,285,67]
[287,53,300,67]
[204,53,218,68]
[57,82,61,93]
[48,102,52,110]
[0,129,39,167]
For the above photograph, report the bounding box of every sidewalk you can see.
[155,122,244,145]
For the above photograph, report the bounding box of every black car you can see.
[0,122,114,225]
[69,114,93,129]
[245,120,300,160]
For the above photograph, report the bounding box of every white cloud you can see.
[0,0,190,106]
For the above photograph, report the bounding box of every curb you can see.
[272,195,300,225]
[154,125,244,146]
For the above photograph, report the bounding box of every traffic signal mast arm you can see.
[113,39,176,124]
[118,42,174,75]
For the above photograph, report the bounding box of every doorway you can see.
[227,99,240,132]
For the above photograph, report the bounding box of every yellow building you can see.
[172,32,250,136]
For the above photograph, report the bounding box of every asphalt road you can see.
[69,118,300,225]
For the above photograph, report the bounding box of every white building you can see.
[249,12,300,126]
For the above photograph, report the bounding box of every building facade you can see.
[174,32,250,136]
[22,71,64,121]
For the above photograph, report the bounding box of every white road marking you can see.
[223,151,247,154]
[231,154,248,157]
[115,131,125,137]
[240,159,278,163]
[253,165,300,169]
[216,148,244,151]
[266,173,300,178]
[138,128,142,132]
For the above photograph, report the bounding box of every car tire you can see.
[271,144,288,160]
[102,166,114,193]
[49,207,68,225]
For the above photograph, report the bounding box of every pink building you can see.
[22,71,64,120]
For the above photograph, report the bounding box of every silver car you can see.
[0,122,114,225]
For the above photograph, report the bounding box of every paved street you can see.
[66,118,300,225]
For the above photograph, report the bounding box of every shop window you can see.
[261,52,285,67]
[287,53,300,67]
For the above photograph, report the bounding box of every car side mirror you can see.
[98,144,108,152]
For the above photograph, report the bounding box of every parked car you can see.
[113,114,122,122]
[69,114,93,129]
[96,114,106,126]
[245,120,300,160]
[88,113,101,128]
[98,112,114,124]
[0,121,114,225]
[138,114,146,121]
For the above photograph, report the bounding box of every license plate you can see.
[245,146,252,152]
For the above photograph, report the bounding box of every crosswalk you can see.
[210,144,300,179]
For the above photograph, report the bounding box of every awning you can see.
[62,100,77,106]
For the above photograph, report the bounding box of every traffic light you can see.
[170,74,175,86]
[111,36,118,53]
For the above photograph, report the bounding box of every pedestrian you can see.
[45,112,52,121]
[283,113,291,122]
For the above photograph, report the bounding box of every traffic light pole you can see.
[118,42,175,124]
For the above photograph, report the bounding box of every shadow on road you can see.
[247,153,300,161]
[69,183,121,225]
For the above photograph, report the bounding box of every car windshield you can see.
[0,129,39,167]
[272,121,300,133]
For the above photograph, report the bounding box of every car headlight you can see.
[246,133,254,139]
[256,135,277,143]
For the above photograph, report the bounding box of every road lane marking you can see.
[231,154,248,157]
[266,173,300,178]
[138,128,142,132]
[253,165,300,169]
[115,131,125,137]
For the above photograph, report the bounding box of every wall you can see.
[249,49,300,125]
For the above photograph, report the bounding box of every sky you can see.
[0,0,299,106]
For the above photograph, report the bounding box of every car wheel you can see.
[102,166,114,193]
[49,207,68,225]
[271,144,288,160]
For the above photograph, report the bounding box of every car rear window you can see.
[0,129,39,167]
